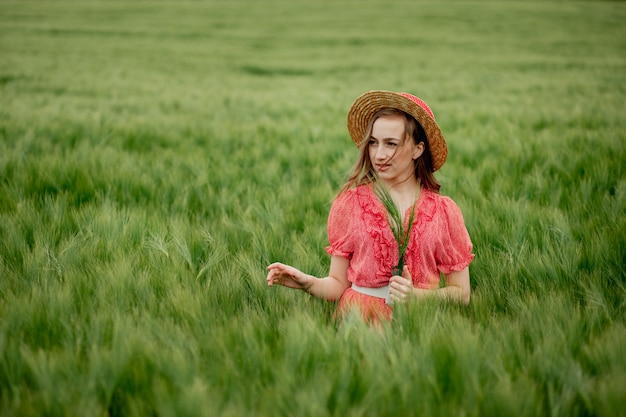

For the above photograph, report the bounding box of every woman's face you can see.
[368,115,424,186]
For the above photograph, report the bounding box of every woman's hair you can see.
[339,108,441,194]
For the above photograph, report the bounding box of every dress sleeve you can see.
[436,197,474,274]
[325,191,354,259]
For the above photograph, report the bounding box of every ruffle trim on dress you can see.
[414,189,437,234]
[325,245,351,259]
[406,189,437,285]
[438,253,475,275]
[356,186,399,280]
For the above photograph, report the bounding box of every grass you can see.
[1,0,625,416]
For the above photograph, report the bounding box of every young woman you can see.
[266,90,474,323]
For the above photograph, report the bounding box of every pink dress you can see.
[325,185,474,322]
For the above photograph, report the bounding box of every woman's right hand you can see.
[266,262,313,291]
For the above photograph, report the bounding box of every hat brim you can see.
[347,90,448,172]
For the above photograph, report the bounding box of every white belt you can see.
[351,283,393,305]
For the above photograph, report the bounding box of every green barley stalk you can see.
[369,175,416,276]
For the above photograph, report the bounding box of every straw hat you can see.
[347,90,448,171]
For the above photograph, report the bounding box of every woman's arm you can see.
[389,266,471,305]
[266,256,351,301]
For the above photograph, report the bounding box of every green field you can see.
[1,1,625,416]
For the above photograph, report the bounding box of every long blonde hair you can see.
[338,108,441,195]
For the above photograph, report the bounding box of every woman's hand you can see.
[389,266,471,305]
[266,257,350,301]
[266,262,313,291]
[389,265,413,303]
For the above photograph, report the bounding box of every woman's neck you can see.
[382,175,420,196]
[383,177,421,217]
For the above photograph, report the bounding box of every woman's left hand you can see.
[389,265,413,303]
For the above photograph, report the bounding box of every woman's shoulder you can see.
[420,189,465,220]
[421,188,460,206]
[335,184,372,204]
[330,185,380,218]
[330,187,358,215]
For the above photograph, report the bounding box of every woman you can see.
[266,90,474,323]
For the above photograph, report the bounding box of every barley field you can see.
[0,1,625,416]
